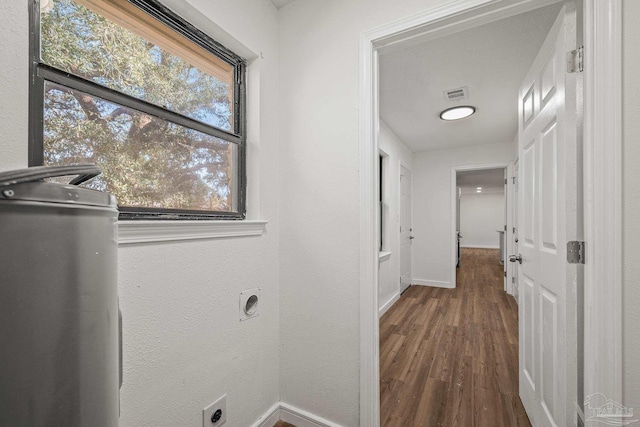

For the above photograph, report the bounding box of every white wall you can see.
[411,143,515,287]
[0,1,282,426]
[459,192,505,249]
[378,121,413,314]
[0,1,29,171]
[277,1,471,424]
[622,0,640,414]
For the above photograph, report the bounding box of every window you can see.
[378,153,388,252]
[30,0,246,219]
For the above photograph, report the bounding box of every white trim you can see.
[583,0,623,414]
[279,403,344,427]
[378,291,400,317]
[251,402,281,427]
[362,0,493,47]
[460,244,500,249]
[374,0,565,55]
[359,26,380,427]
[378,251,392,262]
[412,279,454,289]
[251,402,344,427]
[117,220,267,245]
[359,1,623,425]
[505,161,517,296]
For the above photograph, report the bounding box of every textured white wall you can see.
[0,1,282,426]
[378,121,413,312]
[622,0,640,413]
[411,143,515,286]
[0,1,29,171]
[459,192,505,249]
[277,1,466,424]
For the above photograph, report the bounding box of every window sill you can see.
[379,251,392,262]
[118,220,268,245]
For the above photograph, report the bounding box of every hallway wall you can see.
[411,143,515,288]
[378,121,413,314]
[460,192,505,249]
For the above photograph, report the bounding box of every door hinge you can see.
[567,241,586,264]
[512,276,515,283]
[567,46,584,73]
[512,176,517,184]
[504,271,507,277]
[504,178,508,185]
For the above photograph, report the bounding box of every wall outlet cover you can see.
[203,394,226,427]
[239,288,260,321]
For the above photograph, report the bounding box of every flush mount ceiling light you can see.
[440,106,476,121]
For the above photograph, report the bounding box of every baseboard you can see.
[252,402,344,427]
[460,244,499,249]
[280,402,343,427]
[252,402,281,427]
[378,291,401,317]
[412,279,454,289]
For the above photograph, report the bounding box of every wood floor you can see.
[380,248,531,427]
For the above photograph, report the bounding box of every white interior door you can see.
[512,161,520,298]
[400,166,412,293]
[517,4,578,427]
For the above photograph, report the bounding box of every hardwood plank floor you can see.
[380,248,531,427]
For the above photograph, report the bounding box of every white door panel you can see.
[517,5,577,427]
[513,161,519,297]
[400,166,412,293]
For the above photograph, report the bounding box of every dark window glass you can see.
[44,81,237,212]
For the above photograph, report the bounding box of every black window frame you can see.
[28,0,247,220]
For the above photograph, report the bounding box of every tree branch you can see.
[45,84,106,124]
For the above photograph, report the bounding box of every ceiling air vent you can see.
[443,86,469,101]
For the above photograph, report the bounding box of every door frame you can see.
[358,0,622,425]
[450,163,510,290]
[506,160,518,297]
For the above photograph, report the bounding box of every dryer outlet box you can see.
[239,288,260,321]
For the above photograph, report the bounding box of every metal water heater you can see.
[0,165,120,427]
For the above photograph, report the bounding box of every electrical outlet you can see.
[203,395,226,427]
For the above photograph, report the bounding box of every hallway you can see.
[380,248,530,426]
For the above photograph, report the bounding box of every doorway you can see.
[370,1,592,426]
[454,166,509,288]
[361,0,622,425]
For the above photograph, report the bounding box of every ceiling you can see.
[270,0,296,8]
[379,4,562,152]
[457,168,505,194]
